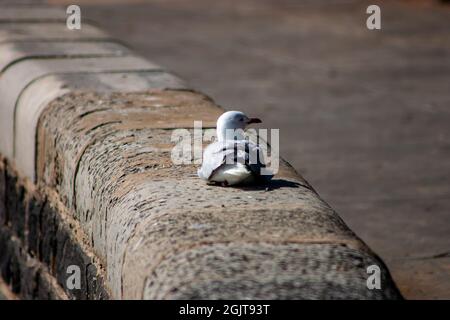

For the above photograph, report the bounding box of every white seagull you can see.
[198,111,273,186]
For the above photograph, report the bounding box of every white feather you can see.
[209,163,254,186]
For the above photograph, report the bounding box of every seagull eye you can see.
[239,118,244,122]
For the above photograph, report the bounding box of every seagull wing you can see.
[197,141,226,180]
[198,140,272,182]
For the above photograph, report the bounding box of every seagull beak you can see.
[247,118,262,124]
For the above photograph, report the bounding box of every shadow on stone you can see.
[211,179,311,191]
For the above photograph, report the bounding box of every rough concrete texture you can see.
[0,54,161,158]
[37,91,223,209]
[0,41,131,72]
[36,90,401,299]
[16,71,186,181]
[143,243,394,300]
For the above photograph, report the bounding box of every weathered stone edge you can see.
[34,90,399,298]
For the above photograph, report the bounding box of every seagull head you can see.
[216,111,262,142]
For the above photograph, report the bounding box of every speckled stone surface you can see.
[143,243,398,300]
[36,89,402,299]
[0,55,161,158]
[0,41,131,72]
[15,71,186,181]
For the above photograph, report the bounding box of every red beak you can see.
[248,118,262,124]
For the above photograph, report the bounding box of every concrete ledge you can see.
[0,54,162,158]
[0,23,109,43]
[0,41,131,73]
[16,71,186,181]
[0,5,402,299]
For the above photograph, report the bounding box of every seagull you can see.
[198,111,273,186]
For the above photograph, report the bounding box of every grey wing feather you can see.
[198,140,273,182]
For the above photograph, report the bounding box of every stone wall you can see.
[0,4,402,299]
